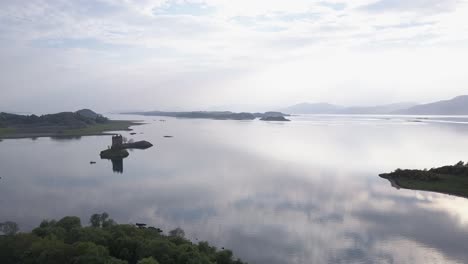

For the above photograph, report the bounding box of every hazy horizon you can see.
[1,0,468,113]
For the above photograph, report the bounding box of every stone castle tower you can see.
[111,135,123,149]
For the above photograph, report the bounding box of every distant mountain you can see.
[395,95,468,115]
[281,96,468,115]
[337,102,417,114]
[280,103,342,114]
[280,102,415,114]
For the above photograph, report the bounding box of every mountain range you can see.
[280,95,468,115]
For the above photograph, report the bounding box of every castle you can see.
[111,135,123,149]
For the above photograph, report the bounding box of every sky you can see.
[0,0,468,113]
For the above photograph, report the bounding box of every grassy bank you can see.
[0,128,16,137]
[61,121,140,135]
[0,121,140,139]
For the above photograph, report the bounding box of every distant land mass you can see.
[280,95,468,115]
[280,102,417,114]
[123,111,290,120]
[395,95,468,115]
[338,102,418,114]
[0,109,138,139]
[380,161,468,198]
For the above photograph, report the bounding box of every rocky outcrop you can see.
[122,141,153,149]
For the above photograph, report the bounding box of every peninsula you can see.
[0,109,140,139]
[379,161,468,198]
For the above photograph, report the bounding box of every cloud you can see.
[362,0,460,14]
[0,0,467,112]
[153,1,214,16]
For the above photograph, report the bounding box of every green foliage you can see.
[380,161,468,198]
[169,227,185,238]
[57,216,82,231]
[0,109,138,139]
[138,257,160,264]
[90,212,116,228]
[0,214,247,264]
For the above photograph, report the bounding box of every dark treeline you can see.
[429,161,468,176]
[0,213,246,264]
[382,160,468,181]
[0,109,108,129]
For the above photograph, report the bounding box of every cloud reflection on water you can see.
[1,115,468,263]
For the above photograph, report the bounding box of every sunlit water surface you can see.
[1,115,468,264]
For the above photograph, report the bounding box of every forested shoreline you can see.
[0,213,246,264]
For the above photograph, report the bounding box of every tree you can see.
[0,221,19,235]
[90,214,102,228]
[105,258,128,264]
[28,238,72,264]
[71,241,110,264]
[102,218,116,228]
[104,257,128,264]
[169,228,185,238]
[216,250,234,264]
[0,214,247,264]
[137,257,160,264]
[89,213,115,228]
[57,216,81,232]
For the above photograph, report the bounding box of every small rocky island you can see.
[380,161,468,198]
[100,135,153,173]
[100,135,153,159]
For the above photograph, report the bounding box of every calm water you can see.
[1,115,468,264]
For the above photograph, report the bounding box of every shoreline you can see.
[0,120,143,140]
[386,176,468,199]
[379,164,468,199]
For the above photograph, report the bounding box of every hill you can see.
[281,95,468,115]
[280,102,415,115]
[337,102,417,114]
[394,95,468,115]
[76,109,101,119]
[0,109,108,128]
[0,109,137,139]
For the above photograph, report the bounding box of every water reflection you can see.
[109,158,124,173]
[1,115,468,264]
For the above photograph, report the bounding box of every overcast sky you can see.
[1,0,468,113]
